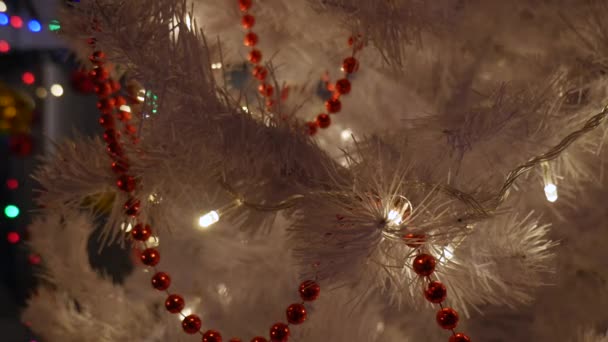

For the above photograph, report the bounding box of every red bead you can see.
[111,159,129,174]
[258,84,273,97]
[203,330,222,342]
[250,338,267,342]
[131,223,152,241]
[244,32,258,47]
[342,57,359,74]
[424,281,447,303]
[269,323,289,342]
[140,248,160,266]
[117,175,136,192]
[97,98,116,112]
[299,280,320,301]
[95,82,113,97]
[90,67,110,83]
[124,197,141,217]
[286,303,307,324]
[316,113,331,128]
[436,307,459,330]
[165,294,185,313]
[103,129,118,143]
[107,141,124,156]
[239,0,252,12]
[449,333,471,342]
[325,98,341,113]
[248,49,262,64]
[403,233,425,248]
[306,121,318,136]
[242,14,255,29]
[126,124,137,135]
[335,78,351,95]
[182,314,202,334]
[412,253,436,276]
[118,110,132,121]
[151,272,171,290]
[99,114,115,128]
[252,65,267,80]
[114,95,127,107]
[110,80,121,92]
[89,50,105,64]
[230,339,242,342]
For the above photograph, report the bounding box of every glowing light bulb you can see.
[0,40,9,53]
[341,129,352,141]
[185,14,192,30]
[27,19,41,32]
[0,1,6,13]
[544,183,558,202]
[119,105,131,112]
[120,222,133,232]
[198,210,219,228]
[4,204,19,218]
[147,236,160,247]
[0,13,7,26]
[211,62,222,70]
[387,210,402,225]
[137,89,146,102]
[438,245,454,264]
[181,307,193,319]
[50,84,63,97]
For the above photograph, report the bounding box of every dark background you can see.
[0,1,99,340]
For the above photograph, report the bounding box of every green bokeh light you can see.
[48,19,61,32]
[4,204,19,218]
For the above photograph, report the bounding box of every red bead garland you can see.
[203,330,223,342]
[412,253,436,276]
[299,280,320,301]
[269,323,290,342]
[436,308,459,330]
[305,36,361,135]
[286,303,307,324]
[450,333,472,342]
[140,248,160,266]
[182,314,202,334]
[424,281,447,304]
[250,338,267,342]
[151,272,171,291]
[165,294,185,314]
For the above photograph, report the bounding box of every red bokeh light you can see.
[22,72,35,85]
[7,232,20,244]
[28,254,42,265]
[10,16,23,29]
[0,40,9,53]
[6,178,19,190]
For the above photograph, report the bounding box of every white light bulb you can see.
[211,62,222,70]
[137,89,146,102]
[544,183,558,202]
[387,210,402,225]
[181,307,193,319]
[439,245,454,264]
[120,222,133,232]
[0,1,6,13]
[119,105,131,112]
[147,236,160,247]
[198,210,220,228]
[50,84,63,97]
[185,14,192,30]
[341,129,352,141]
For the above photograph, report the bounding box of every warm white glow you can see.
[185,14,192,30]
[544,183,558,202]
[137,89,146,102]
[439,245,455,264]
[0,2,7,12]
[181,307,193,319]
[50,84,63,97]
[198,210,220,228]
[120,105,131,112]
[387,210,402,225]
[147,236,160,247]
[211,62,222,70]
[35,87,47,99]
[241,106,249,113]
[341,129,352,141]
[120,222,133,232]
[148,193,161,203]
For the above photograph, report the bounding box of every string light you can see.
[387,210,403,226]
[48,19,60,32]
[438,245,455,264]
[22,72,35,85]
[27,19,41,32]
[0,13,7,26]
[198,210,220,228]
[119,105,131,112]
[7,231,20,244]
[0,1,6,13]
[544,183,558,202]
[50,84,64,97]
[4,204,19,218]
[211,62,222,70]
[10,16,22,28]
[6,178,18,190]
[340,129,352,141]
[120,222,133,232]
[35,87,47,98]
[0,40,9,53]
[137,89,146,102]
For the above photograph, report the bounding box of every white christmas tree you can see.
[21,0,608,341]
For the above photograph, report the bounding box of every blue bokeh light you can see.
[0,13,8,26]
[27,19,41,32]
